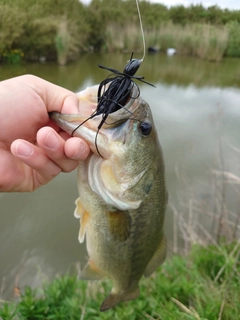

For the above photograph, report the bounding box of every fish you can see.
[50,83,168,311]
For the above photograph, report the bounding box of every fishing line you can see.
[136,0,146,62]
[72,0,151,157]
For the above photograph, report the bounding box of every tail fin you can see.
[100,286,140,311]
[100,293,121,312]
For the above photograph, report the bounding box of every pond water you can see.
[1,53,240,300]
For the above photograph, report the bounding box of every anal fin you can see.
[80,260,104,281]
[144,234,167,278]
[106,210,132,242]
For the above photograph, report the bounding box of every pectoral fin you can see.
[144,235,167,277]
[107,210,132,242]
[78,209,90,244]
[74,197,84,219]
[80,260,104,281]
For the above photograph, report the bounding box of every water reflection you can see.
[1,54,240,299]
[1,53,240,89]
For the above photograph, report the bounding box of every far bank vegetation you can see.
[1,0,240,63]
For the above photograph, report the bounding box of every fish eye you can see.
[139,121,152,136]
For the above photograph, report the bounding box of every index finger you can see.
[22,75,80,114]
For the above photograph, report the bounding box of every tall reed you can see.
[105,23,144,53]
[105,22,229,62]
[170,138,240,255]
[55,20,69,65]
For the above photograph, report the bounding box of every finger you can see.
[36,127,79,173]
[64,137,90,160]
[38,127,90,161]
[11,140,61,188]
[23,75,80,114]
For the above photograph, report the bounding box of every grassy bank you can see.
[0,242,239,319]
[2,1,240,63]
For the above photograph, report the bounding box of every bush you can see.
[226,21,240,57]
[1,1,240,62]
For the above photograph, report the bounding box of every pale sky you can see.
[80,0,240,10]
[149,0,239,10]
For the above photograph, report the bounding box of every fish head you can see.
[50,84,162,210]
[100,91,159,172]
[51,84,158,160]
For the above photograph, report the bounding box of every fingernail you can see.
[44,131,59,149]
[16,142,33,157]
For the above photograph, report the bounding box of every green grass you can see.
[0,242,239,320]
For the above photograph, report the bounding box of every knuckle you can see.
[60,160,78,173]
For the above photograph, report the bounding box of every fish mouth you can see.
[50,84,142,157]
[98,84,140,129]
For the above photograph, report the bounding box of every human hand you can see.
[0,75,90,192]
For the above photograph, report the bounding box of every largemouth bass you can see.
[50,84,167,311]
